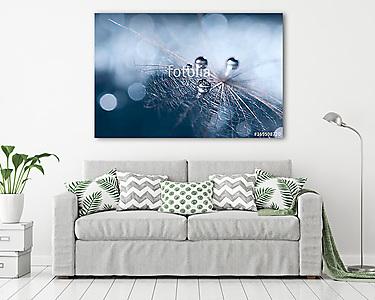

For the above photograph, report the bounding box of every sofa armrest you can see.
[297,191,323,276]
[52,191,77,276]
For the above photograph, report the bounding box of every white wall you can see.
[1,0,375,264]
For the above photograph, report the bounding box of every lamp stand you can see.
[343,124,375,273]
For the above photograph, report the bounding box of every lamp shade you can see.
[323,112,344,126]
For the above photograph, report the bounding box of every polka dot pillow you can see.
[159,181,214,215]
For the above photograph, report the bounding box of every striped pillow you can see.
[209,174,257,211]
[117,171,168,210]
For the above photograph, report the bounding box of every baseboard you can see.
[340,254,375,265]
[32,255,51,266]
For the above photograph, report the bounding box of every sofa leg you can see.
[305,276,320,279]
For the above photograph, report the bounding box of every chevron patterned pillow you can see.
[117,171,168,210]
[209,174,257,211]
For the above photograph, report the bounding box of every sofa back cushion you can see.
[188,160,292,182]
[83,160,187,182]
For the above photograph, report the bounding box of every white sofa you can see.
[53,160,322,277]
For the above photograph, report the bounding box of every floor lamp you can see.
[323,112,375,272]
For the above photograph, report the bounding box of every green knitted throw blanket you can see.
[258,206,375,281]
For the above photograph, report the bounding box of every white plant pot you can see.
[0,194,24,223]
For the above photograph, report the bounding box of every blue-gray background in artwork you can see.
[95,13,283,138]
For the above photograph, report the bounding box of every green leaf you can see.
[21,178,30,184]
[97,175,120,202]
[12,178,30,194]
[65,181,80,193]
[1,168,13,181]
[108,169,117,176]
[25,156,39,164]
[66,180,91,199]
[12,153,26,170]
[277,178,300,209]
[255,169,273,186]
[26,164,44,175]
[80,191,102,216]
[102,204,114,210]
[36,153,60,162]
[34,165,44,174]
[1,146,15,158]
[254,187,275,209]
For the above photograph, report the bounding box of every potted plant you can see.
[0,145,59,223]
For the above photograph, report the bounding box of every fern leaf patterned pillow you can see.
[117,172,168,210]
[209,174,257,211]
[65,169,120,217]
[254,169,307,210]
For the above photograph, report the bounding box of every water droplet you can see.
[128,83,146,101]
[225,57,239,77]
[99,94,118,111]
[227,57,239,70]
[195,56,208,69]
[197,79,211,96]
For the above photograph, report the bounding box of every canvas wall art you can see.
[95,13,283,138]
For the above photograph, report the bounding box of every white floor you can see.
[0,266,374,300]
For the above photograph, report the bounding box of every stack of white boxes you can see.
[0,222,33,278]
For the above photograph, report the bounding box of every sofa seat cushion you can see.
[75,211,187,241]
[188,211,299,241]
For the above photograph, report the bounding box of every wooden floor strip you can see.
[10,267,54,300]
[152,278,177,300]
[0,266,46,299]
[322,277,367,300]
[0,278,11,289]
[199,278,224,300]
[283,279,318,300]
[241,279,271,300]
[57,278,94,300]
[261,279,295,300]
[304,279,343,300]
[349,281,375,300]
[176,279,200,300]
[220,279,247,300]
[32,277,73,300]
[128,279,156,300]
[80,278,114,300]
[104,278,135,300]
